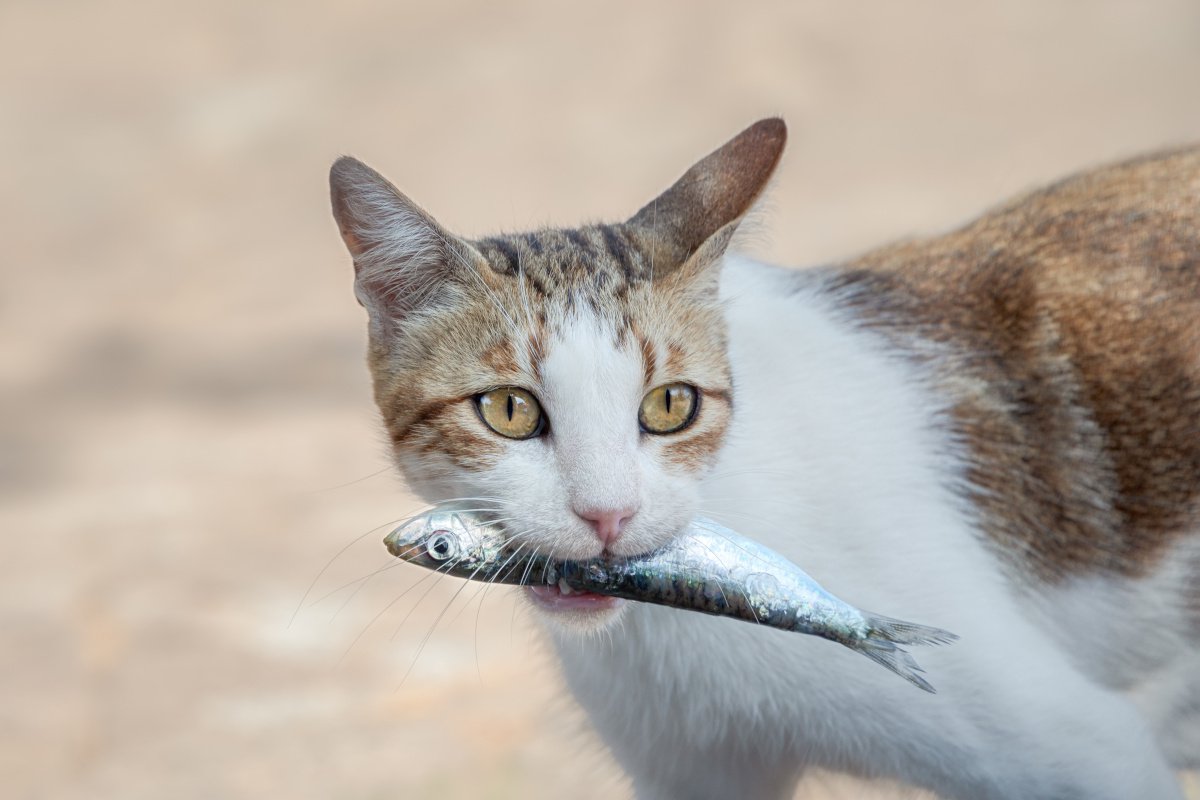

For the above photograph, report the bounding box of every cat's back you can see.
[821,144,1200,602]
[844,143,1200,320]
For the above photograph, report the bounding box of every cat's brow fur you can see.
[469,225,737,472]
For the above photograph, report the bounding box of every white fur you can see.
[538,256,1193,798]
[451,311,704,568]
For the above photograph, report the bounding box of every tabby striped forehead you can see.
[372,225,732,474]
[473,224,656,315]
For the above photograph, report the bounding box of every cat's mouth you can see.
[525,579,624,612]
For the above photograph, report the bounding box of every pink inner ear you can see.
[330,154,471,325]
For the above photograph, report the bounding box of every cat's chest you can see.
[703,258,996,612]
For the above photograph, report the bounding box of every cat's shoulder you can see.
[815,144,1200,353]
[818,145,1200,582]
[849,144,1200,291]
[1008,142,1200,219]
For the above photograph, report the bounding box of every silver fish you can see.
[385,503,958,692]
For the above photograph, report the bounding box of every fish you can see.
[384,503,959,692]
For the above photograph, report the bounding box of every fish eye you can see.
[427,532,458,561]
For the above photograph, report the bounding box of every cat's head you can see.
[330,119,786,631]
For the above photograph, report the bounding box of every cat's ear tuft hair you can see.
[628,118,787,284]
[330,156,477,330]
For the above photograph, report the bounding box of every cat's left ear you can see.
[627,118,787,287]
[329,156,485,333]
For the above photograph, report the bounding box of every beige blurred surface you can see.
[4,1,1200,798]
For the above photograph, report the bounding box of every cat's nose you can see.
[573,506,637,547]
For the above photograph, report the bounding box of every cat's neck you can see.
[706,255,998,613]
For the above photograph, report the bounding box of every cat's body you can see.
[559,249,1200,799]
[330,121,1200,798]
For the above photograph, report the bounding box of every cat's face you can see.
[331,119,786,631]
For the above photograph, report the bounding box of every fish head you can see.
[384,506,503,576]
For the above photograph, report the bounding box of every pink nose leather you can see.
[575,507,637,546]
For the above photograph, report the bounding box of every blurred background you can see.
[4,1,1200,797]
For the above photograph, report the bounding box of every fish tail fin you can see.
[856,638,937,694]
[854,613,959,694]
[864,612,960,647]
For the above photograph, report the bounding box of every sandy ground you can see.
[5,1,1200,797]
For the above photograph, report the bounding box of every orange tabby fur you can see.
[818,146,1200,582]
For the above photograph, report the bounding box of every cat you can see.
[329,118,1200,799]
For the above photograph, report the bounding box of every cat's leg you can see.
[551,605,1185,799]
[586,646,1184,800]
[919,642,1188,800]
[1000,702,1182,800]
[1021,701,1184,800]
[552,618,806,800]
[606,700,1182,800]
[1129,650,1200,771]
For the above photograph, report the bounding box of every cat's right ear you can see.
[329,156,476,332]
[627,118,787,289]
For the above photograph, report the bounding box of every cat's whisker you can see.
[291,497,511,628]
[688,517,787,575]
[288,516,414,629]
[475,543,531,674]
[303,558,400,611]
[444,541,528,631]
[412,496,509,508]
[338,553,467,666]
[685,534,734,612]
[443,581,488,630]
[499,542,535,584]
[511,545,543,646]
[394,562,483,693]
[327,558,421,625]
[387,533,509,658]
[384,554,472,644]
[516,543,542,587]
[304,465,392,494]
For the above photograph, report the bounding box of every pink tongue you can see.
[526,584,622,611]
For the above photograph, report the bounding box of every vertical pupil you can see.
[506,393,514,421]
[664,389,672,414]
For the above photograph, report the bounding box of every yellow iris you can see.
[639,383,698,434]
[476,387,545,439]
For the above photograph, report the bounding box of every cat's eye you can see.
[476,387,546,439]
[639,383,698,434]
